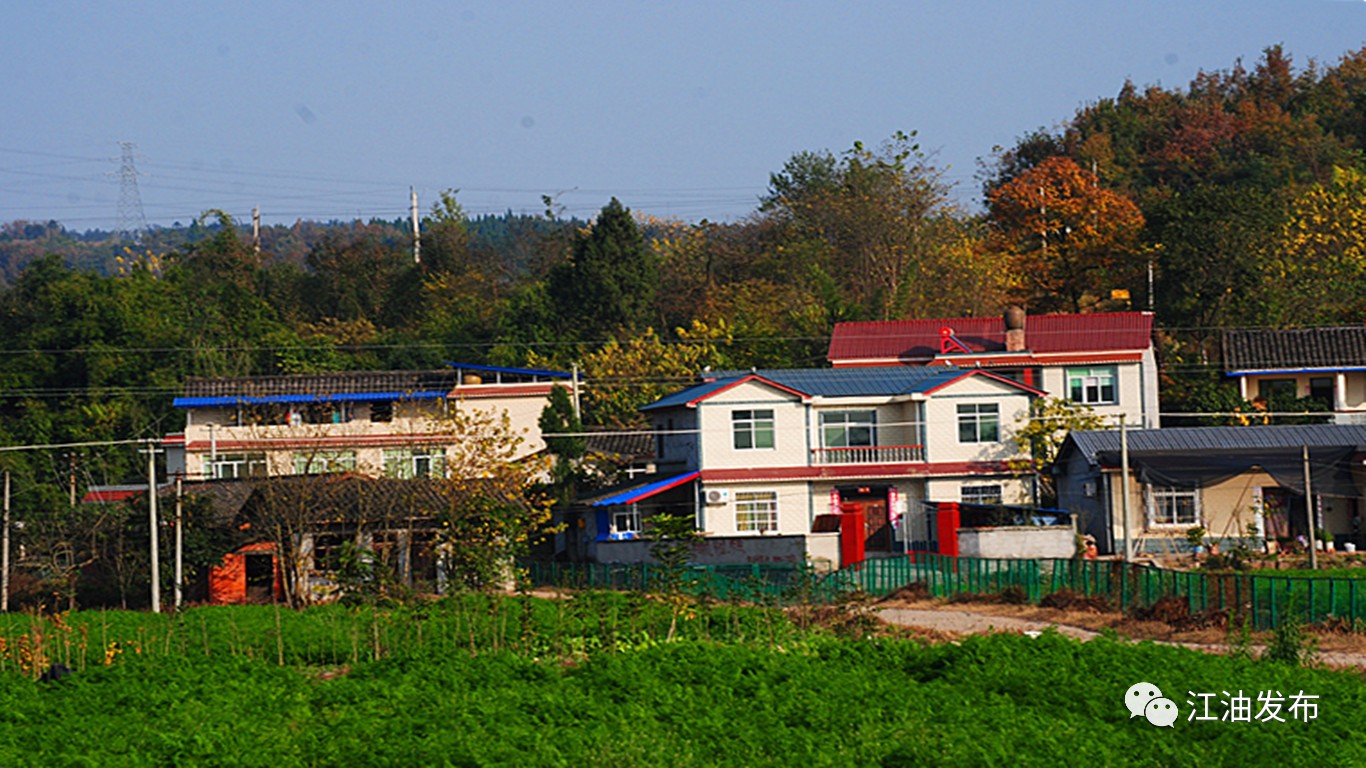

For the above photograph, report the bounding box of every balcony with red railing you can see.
[810,444,924,465]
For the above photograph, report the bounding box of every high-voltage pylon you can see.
[116,141,149,242]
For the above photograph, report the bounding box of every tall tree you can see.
[987,156,1145,313]
[548,198,657,342]
[762,132,955,320]
[1273,165,1366,325]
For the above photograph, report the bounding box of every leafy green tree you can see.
[548,198,658,342]
[1011,397,1105,507]
[761,132,957,320]
[538,384,586,507]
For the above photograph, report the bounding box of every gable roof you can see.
[1062,424,1366,466]
[828,312,1153,364]
[642,366,1044,411]
[1223,327,1366,374]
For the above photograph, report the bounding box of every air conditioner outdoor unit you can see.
[704,489,730,505]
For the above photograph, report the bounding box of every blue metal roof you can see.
[641,366,1024,410]
[589,471,700,507]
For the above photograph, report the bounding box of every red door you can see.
[844,498,891,552]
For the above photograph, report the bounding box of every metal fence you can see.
[527,556,1366,631]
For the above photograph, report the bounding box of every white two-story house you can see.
[165,363,573,481]
[584,365,1044,565]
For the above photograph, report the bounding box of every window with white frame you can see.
[956,403,1000,443]
[1147,485,1200,527]
[735,491,778,532]
[1067,367,1117,405]
[292,450,357,475]
[382,447,446,479]
[961,484,1003,505]
[611,505,642,538]
[207,452,268,480]
[732,409,775,450]
[820,410,876,448]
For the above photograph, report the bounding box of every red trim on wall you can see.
[920,369,1048,397]
[699,461,1011,482]
[688,374,810,407]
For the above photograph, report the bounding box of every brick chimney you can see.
[1004,306,1026,352]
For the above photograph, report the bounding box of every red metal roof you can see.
[828,312,1154,365]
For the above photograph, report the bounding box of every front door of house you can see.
[840,486,891,552]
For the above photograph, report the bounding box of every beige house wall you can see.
[1037,358,1154,429]
[922,377,1032,464]
[178,392,551,481]
[696,381,808,469]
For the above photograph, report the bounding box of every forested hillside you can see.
[0,45,1363,492]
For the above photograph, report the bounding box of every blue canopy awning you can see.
[589,471,700,507]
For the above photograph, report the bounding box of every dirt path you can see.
[875,602,1366,670]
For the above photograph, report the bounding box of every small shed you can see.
[209,541,284,604]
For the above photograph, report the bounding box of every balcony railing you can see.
[810,444,924,465]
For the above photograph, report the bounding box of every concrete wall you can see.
[595,533,841,566]
[958,526,1075,559]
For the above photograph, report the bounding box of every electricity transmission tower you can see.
[116,141,149,242]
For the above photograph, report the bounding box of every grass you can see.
[0,593,1363,766]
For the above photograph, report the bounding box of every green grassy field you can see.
[0,594,1362,767]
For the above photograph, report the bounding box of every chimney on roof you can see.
[1004,306,1026,352]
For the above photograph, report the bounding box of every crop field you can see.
[1,593,1364,767]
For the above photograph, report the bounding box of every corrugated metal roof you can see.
[588,471,699,507]
[1065,424,1366,462]
[1223,327,1366,372]
[828,312,1154,363]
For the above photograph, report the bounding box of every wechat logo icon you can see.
[1126,682,1178,727]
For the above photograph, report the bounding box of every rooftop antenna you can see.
[115,141,149,242]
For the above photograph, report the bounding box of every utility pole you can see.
[571,363,582,422]
[2,471,9,612]
[174,473,183,610]
[410,188,421,264]
[1120,415,1132,562]
[1303,445,1318,570]
[144,445,161,613]
[253,206,261,258]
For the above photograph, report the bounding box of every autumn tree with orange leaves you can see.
[987,157,1145,313]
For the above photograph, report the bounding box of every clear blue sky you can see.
[4,1,1365,230]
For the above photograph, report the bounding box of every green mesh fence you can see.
[527,556,1366,631]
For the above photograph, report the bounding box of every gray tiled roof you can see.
[182,370,464,398]
[1223,327,1366,372]
[586,431,655,459]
